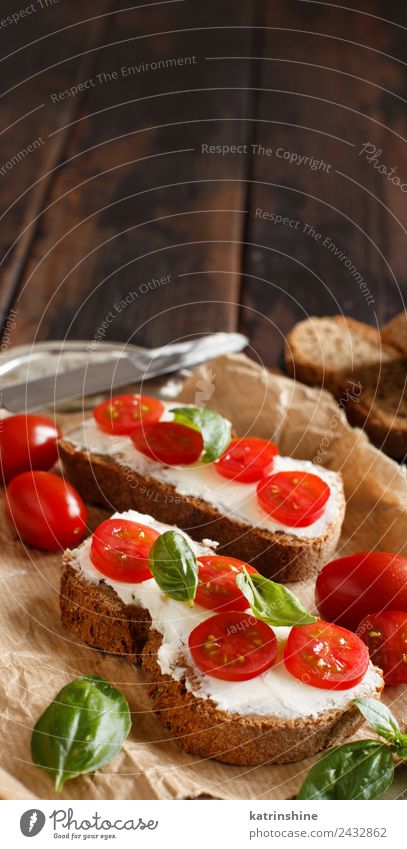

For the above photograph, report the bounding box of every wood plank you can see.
[7,0,257,349]
[241,0,407,365]
[0,0,114,333]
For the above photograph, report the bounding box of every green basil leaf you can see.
[389,731,407,760]
[149,530,198,604]
[353,697,400,742]
[236,567,317,627]
[31,675,131,792]
[171,406,231,462]
[298,740,394,800]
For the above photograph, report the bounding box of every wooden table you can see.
[0,0,406,366]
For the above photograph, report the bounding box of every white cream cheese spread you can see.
[69,509,382,720]
[66,402,344,540]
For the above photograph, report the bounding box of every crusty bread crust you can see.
[285,315,406,459]
[60,559,151,663]
[60,563,383,766]
[141,629,383,766]
[58,439,345,583]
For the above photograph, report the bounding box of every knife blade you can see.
[1,332,248,412]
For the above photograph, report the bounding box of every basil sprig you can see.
[236,567,317,627]
[149,530,198,605]
[298,697,406,800]
[298,740,394,801]
[171,406,231,462]
[31,675,131,792]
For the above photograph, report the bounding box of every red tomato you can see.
[356,611,407,685]
[257,470,330,527]
[284,619,369,690]
[215,437,278,483]
[5,471,87,551]
[195,556,258,612]
[315,552,407,630]
[131,421,203,465]
[0,414,61,483]
[93,393,164,435]
[90,518,159,583]
[188,610,277,681]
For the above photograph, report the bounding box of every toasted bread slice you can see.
[381,311,407,355]
[58,439,345,583]
[285,315,406,459]
[285,315,397,398]
[142,629,383,766]
[61,544,383,768]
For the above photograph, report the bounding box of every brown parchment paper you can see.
[1,353,406,801]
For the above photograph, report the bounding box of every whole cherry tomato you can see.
[5,471,87,550]
[316,552,407,630]
[0,414,61,483]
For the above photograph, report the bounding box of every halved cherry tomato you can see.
[195,556,258,612]
[93,393,164,435]
[284,619,369,690]
[257,470,330,527]
[188,610,277,681]
[90,518,159,583]
[4,471,87,550]
[0,414,61,484]
[131,421,203,465]
[356,611,407,685]
[215,437,278,483]
[315,552,407,630]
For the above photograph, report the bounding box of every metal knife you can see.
[1,332,248,412]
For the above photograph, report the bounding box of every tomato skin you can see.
[284,620,369,690]
[5,471,87,550]
[215,437,278,483]
[257,470,330,527]
[0,414,61,483]
[195,556,258,612]
[93,393,164,435]
[90,518,159,583]
[356,611,407,685]
[188,610,277,681]
[316,552,407,631]
[131,421,203,465]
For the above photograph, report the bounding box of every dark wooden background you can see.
[0,0,406,366]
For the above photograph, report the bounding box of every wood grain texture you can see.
[6,0,257,349]
[0,0,114,330]
[0,0,406,367]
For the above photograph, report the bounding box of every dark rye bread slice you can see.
[60,561,383,766]
[141,630,383,766]
[285,315,398,399]
[285,315,406,459]
[60,559,151,664]
[58,439,345,583]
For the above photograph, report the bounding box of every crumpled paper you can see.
[1,353,406,800]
